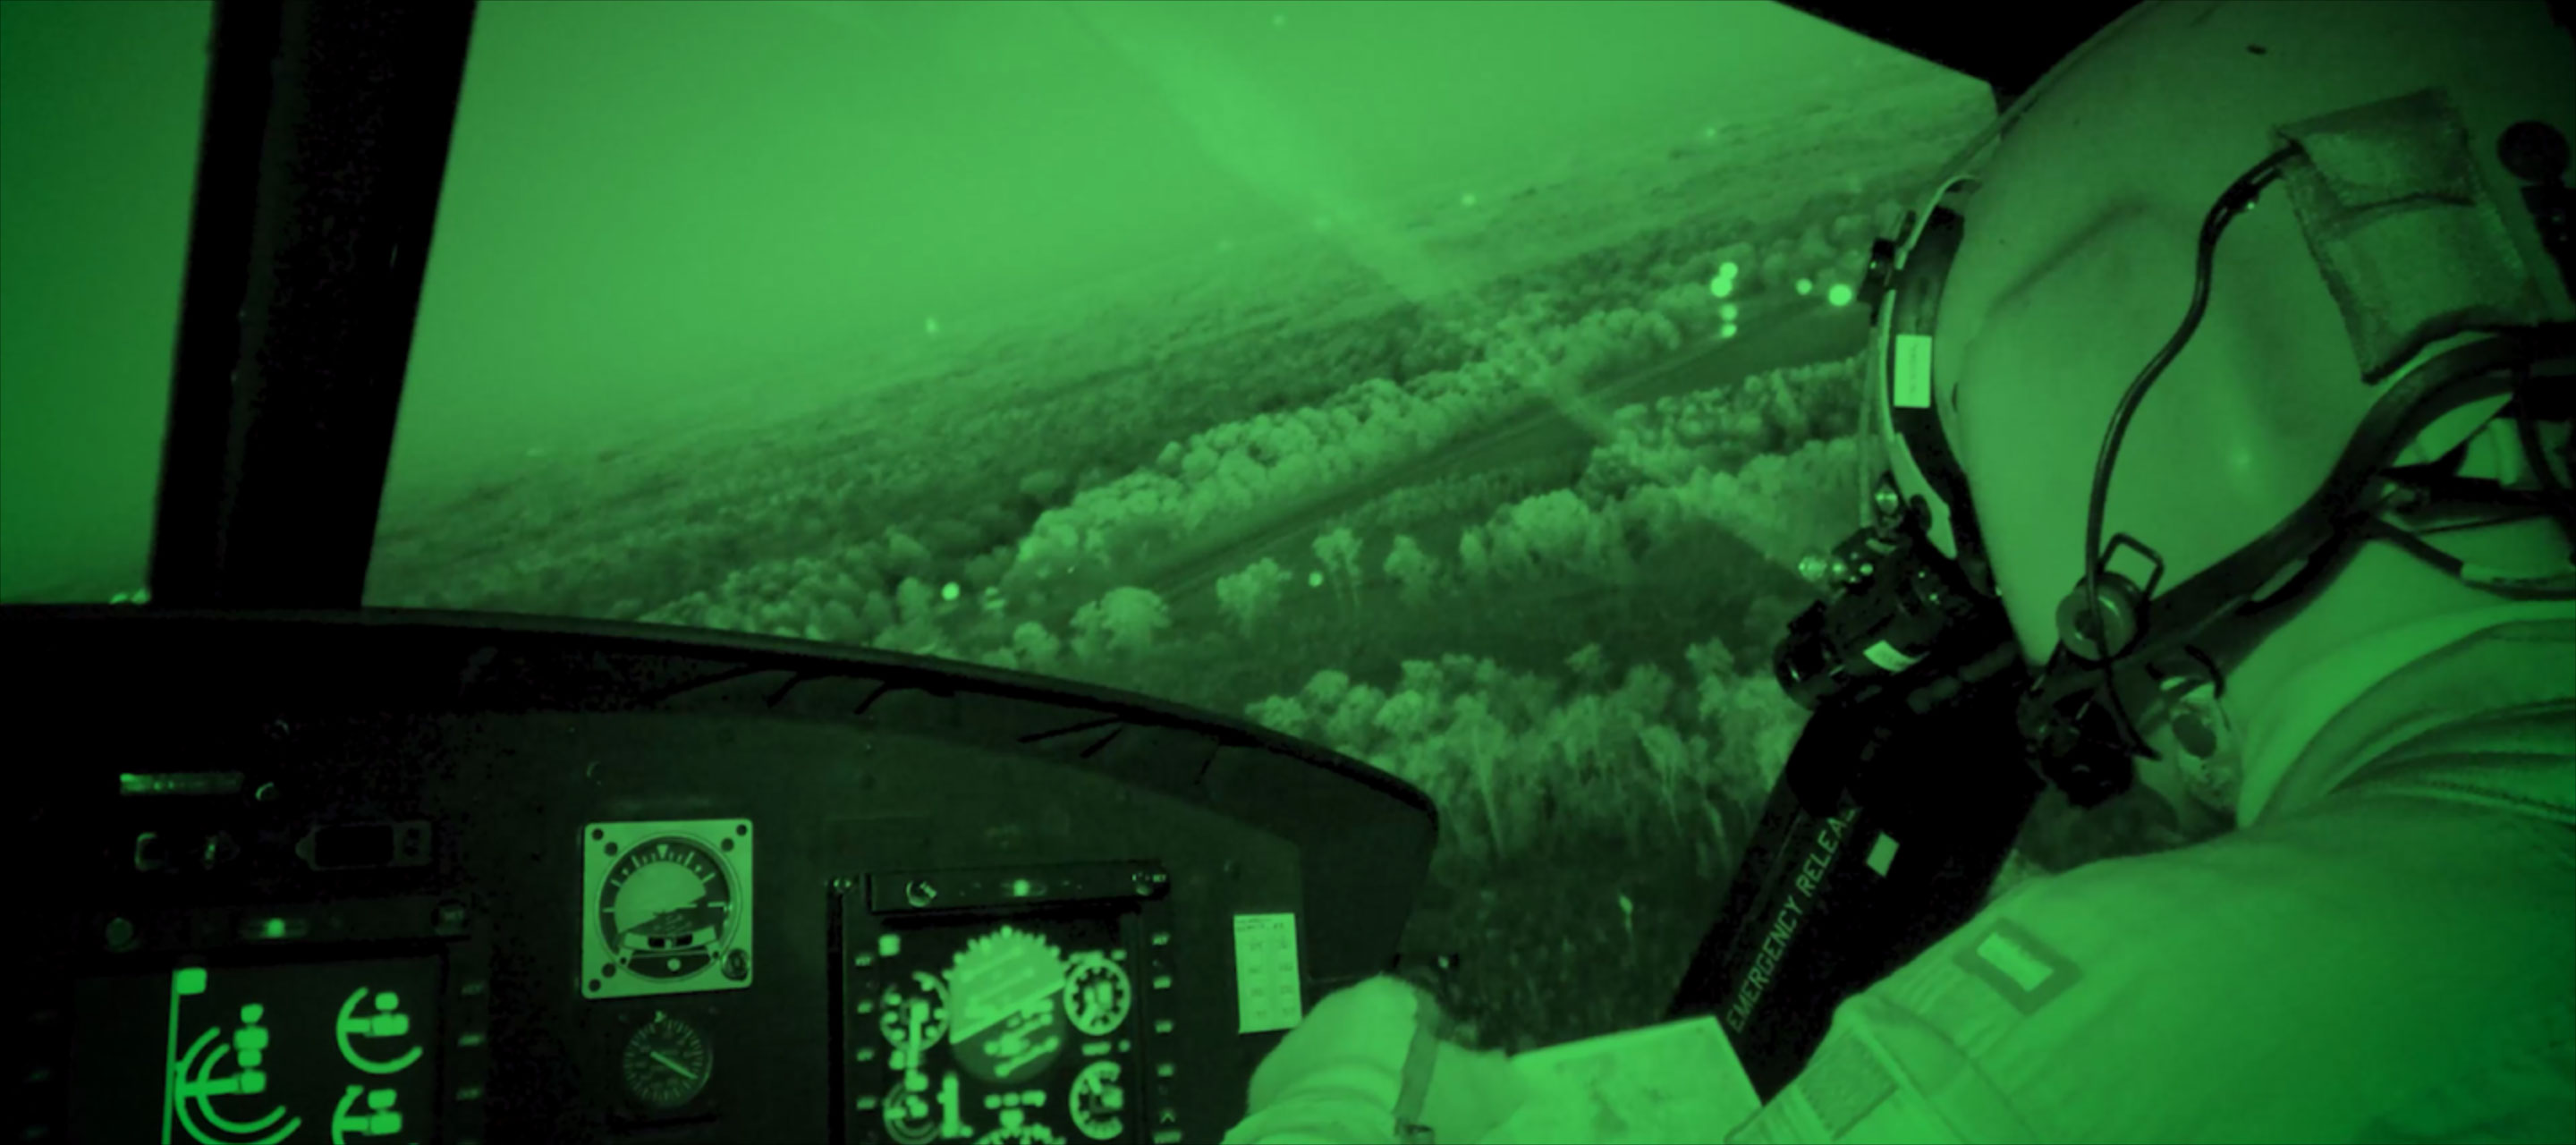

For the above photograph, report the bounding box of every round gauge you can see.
[1062,954,1131,1036]
[1070,1060,1126,1141]
[879,969,951,1057]
[621,1011,712,1111]
[597,835,739,981]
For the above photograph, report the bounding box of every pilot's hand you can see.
[1224,976,1528,1144]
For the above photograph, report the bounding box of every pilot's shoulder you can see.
[1815,793,2576,1142]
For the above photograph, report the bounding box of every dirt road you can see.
[1119,302,1872,615]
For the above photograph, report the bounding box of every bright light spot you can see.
[940,581,961,602]
[1718,302,1739,321]
[1717,260,1739,279]
[1795,277,1814,296]
[1720,323,1738,339]
[1708,276,1733,299]
[1702,125,1719,140]
[1272,13,1288,27]
[1308,571,1325,588]
[1826,283,1857,308]
[1460,192,1479,208]
[924,317,940,335]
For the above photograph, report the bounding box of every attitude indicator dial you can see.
[597,835,738,982]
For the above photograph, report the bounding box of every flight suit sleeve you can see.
[1729,790,2576,1144]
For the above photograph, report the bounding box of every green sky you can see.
[0,0,1909,601]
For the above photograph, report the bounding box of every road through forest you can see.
[1055,301,1874,629]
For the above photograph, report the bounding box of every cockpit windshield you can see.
[5,0,2055,1053]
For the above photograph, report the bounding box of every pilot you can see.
[1222,1,2576,1141]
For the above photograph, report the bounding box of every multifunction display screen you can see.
[849,907,1146,1144]
[72,954,446,1144]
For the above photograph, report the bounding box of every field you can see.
[365,72,2219,1054]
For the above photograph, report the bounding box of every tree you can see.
[1613,663,1679,728]
[1322,683,1389,755]
[1508,491,1598,572]
[883,530,935,579]
[1382,535,1438,606]
[1637,723,1699,839]
[817,600,868,644]
[1293,666,1346,708]
[1182,445,1221,483]
[1069,601,1108,663]
[1019,468,1068,504]
[1247,695,1312,738]
[1444,697,1518,863]
[1684,634,1737,681]
[1095,587,1172,655]
[1458,530,1491,581]
[1566,642,1610,689]
[1372,688,1440,742]
[894,577,936,625]
[1012,621,1063,673]
[1216,557,1292,637]
[1312,527,1364,600]
[860,590,895,635]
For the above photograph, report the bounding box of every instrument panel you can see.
[13,607,1441,1145]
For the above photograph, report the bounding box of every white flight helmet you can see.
[1841,0,2575,793]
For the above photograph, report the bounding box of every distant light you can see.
[925,317,941,335]
[1308,571,1325,588]
[1718,302,1739,321]
[1461,192,1478,208]
[940,581,961,602]
[1795,277,1814,296]
[1702,126,1718,140]
[1826,283,1857,307]
[1272,13,1288,27]
[1717,261,1738,279]
[1720,323,1738,339]
[1708,276,1733,299]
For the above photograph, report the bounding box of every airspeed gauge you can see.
[621,1011,713,1111]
